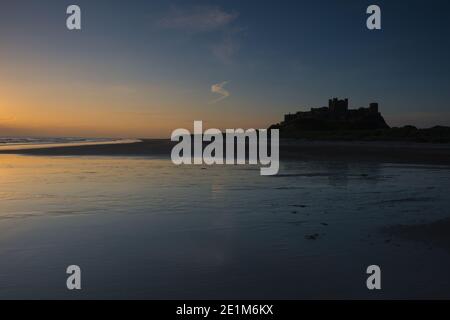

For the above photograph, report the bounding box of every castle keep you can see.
[280,98,389,131]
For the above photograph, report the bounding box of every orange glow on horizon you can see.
[0,59,276,138]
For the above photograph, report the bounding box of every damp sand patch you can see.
[384,218,450,251]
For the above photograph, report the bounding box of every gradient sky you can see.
[1,0,450,138]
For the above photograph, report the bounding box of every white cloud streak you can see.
[210,81,230,104]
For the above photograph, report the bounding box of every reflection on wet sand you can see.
[0,154,450,299]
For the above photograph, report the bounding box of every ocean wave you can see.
[0,137,111,146]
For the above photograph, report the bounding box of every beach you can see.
[2,0,450,304]
[2,139,450,165]
[1,139,450,299]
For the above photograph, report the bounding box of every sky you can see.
[1,0,450,138]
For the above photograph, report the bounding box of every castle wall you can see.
[283,99,384,127]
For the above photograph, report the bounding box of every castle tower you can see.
[329,98,349,113]
[369,103,379,113]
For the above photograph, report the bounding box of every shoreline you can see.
[0,138,142,151]
[1,139,450,165]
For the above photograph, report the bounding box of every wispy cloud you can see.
[158,6,238,33]
[210,81,230,104]
[158,5,242,63]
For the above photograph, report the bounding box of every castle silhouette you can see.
[278,98,389,131]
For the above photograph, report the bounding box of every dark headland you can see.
[269,98,450,143]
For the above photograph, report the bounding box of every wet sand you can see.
[0,139,172,156]
[385,218,450,252]
[1,153,450,298]
[1,141,450,298]
[279,140,450,165]
[1,139,450,165]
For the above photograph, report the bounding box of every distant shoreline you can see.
[1,139,450,165]
[0,138,141,151]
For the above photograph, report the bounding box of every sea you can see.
[0,137,109,145]
[0,137,139,151]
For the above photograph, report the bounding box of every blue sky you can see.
[1,0,450,137]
